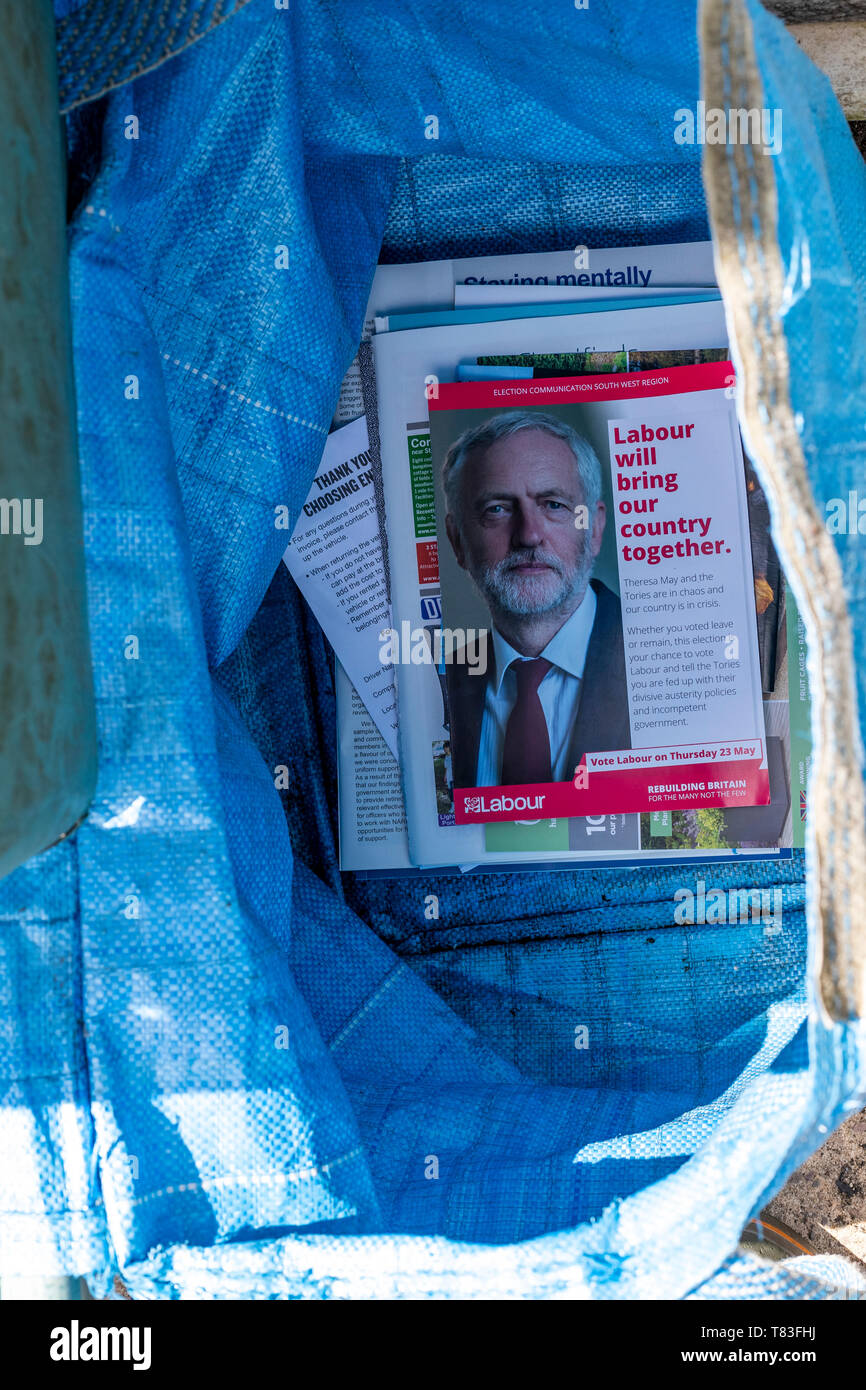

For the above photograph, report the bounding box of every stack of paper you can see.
[285,242,808,877]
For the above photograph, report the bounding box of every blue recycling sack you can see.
[1,0,865,1298]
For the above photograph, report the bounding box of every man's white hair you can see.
[442,410,602,522]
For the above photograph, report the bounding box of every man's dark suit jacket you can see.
[445,578,631,789]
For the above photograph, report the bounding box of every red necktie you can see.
[500,657,552,785]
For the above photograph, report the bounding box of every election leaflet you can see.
[426,362,769,827]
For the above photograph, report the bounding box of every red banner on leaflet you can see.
[453,742,770,825]
[416,539,438,585]
[429,360,734,413]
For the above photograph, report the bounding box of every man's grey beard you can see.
[472,539,595,618]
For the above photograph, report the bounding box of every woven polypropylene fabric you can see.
[0,0,862,1297]
[56,0,253,113]
[379,156,711,263]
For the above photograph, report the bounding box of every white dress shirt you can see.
[476,585,597,786]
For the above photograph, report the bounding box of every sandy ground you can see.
[765,1110,866,1267]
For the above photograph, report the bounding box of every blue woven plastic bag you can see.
[1,0,865,1299]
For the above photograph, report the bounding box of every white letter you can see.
[825,497,845,533]
[22,498,43,546]
[705,107,728,145]
[673,886,693,925]
[133,1327,152,1372]
[765,109,782,157]
[410,627,430,664]
[50,1329,70,1362]
[78,1327,100,1362]
[379,628,399,665]
[673,108,694,146]
[763,888,783,936]
[464,631,487,676]
[705,887,727,924]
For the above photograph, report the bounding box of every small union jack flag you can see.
[800,790,807,822]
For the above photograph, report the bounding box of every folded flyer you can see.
[426,361,768,825]
[283,415,398,757]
